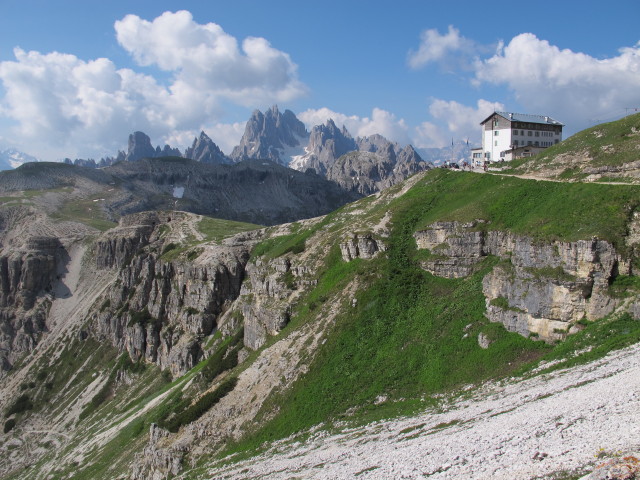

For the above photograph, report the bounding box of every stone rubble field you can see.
[206,343,640,480]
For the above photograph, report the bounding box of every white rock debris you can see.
[204,343,640,480]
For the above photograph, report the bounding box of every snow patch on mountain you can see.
[278,133,309,167]
[0,148,40,170]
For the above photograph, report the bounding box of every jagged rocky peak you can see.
[155,144,182,157]
[230,105,309,164]
[326,141,431,195]
[125,131,182,162]
[357,133,388,153]
[184,131,230,164]
[125,131,156,162]
[295,119,359,176]
[308,119,356,156]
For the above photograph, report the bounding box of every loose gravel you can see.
[204,343,640,480]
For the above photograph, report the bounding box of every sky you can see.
[0,0,639,161]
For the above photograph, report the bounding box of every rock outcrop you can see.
[340,233,386,261]
[131,424,186,480]
[125,132,182,163]
[234,257,301,351]
[327,144,431,195]
[415,221,624,341]
[291,119,357,175]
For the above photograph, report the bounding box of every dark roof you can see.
[480,111,564,126]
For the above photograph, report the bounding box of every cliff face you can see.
[92,212,252,376]
[0,236,65,373]
[414,221,624,342]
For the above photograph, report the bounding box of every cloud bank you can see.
[0,10,306,160]
[473,33,640,129]
[407,28,640,145]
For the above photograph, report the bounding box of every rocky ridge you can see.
[230,106,308,164]
[54,106,433,196]
[0,158,361,227]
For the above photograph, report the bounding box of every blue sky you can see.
[0,0,639,161]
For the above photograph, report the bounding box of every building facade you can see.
[480,112,563,162]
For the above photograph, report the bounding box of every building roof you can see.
[480,111,564,126]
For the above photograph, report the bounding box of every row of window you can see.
[512,140,558,147]
[495,130,557,137]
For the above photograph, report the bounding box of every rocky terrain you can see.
[231,106,433,191]
[0,114,639,480]
[203,341,640,480]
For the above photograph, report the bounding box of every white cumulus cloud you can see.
[407,25,475,70]
[473,33,640,131]
[114,11,307,106]
[0,10,306,160]
[413,99,503,148]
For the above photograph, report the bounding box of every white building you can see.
[479,112,563,163]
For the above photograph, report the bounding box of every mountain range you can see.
[5,106,479,194]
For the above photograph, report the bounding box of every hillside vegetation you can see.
[503,112,640,182]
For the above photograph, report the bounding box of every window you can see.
[521,130,525,135]
[495,140,498,146]
[535,131,540,137]
[528,131,532,136]
[512,129,518,136]
[528,141,532,146]
[534,141,539,147]
[494,130,499,136]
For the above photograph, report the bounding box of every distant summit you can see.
[230,105,308,164]
[3,105,435,194]
[0,148,40,171]
[228,106,432,193]
[125,131,181,162]
[184,131,230,164]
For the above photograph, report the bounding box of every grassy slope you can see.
[505,112,640,179]
[226,169,640,455]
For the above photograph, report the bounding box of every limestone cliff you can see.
[0,236,62,372]
[414,221,625,342]
[92,212,252,376]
